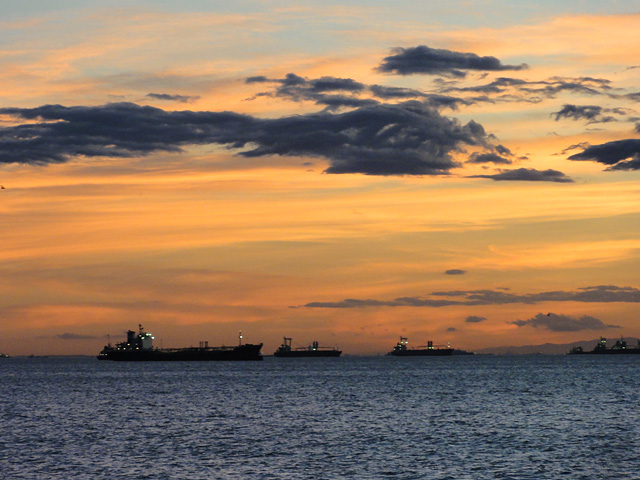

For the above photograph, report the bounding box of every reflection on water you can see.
[1,355,639,479]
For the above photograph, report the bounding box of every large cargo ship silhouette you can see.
[273,337,341,357]
[98,325,263,361]
[569,337,640,355]
[387,337,453,356]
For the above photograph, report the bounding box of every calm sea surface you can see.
[1,355,639,479]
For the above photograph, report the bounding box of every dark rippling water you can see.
[2,354,639,479]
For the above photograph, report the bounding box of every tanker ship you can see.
[569,337,640,355]
[98,325,263,361]
[273,337,341,357]
[387,337,453,356]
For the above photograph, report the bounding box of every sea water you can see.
[1,355,638,479]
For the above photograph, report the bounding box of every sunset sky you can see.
[2,1,640,355]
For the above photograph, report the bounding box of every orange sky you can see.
[1,3,640,355]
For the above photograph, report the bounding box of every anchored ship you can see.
[569,337,640,355]
[273,337,341,357]
[387,337,453,356]
[98,325,263,361]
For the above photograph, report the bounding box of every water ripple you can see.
[1,355,639,479]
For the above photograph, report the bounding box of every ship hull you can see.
[274,350,341,358]
[569,338,640,355]
[569,349,640,355]
[388,348,453,357]
[98,343,263,361]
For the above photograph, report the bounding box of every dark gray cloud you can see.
[312,95,379,110]
[495,144,513,156]
[568,139,640,170]
[368,86,470,110]
[610,107,634,116]
[423,95,472,110]
[558,142,591,155]
[308,76,366,93]
[247,73,369,110]
[552,104,617,124]
[553,104,602,121]
[465,315,487,323]
[445,269,466,275]
[253,72,365,93]
[369,84,426,99]
[467,152,512,165]
[376,46,527,77]
[303,285,640,308]
[468,168,574,183]
[245,75,269,83]
[510,312,620,332]
[146,93,199,103]
[0,101,492,176]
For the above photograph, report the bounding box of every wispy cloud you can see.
[246,72,470,111]
[440,76,613,103]
[465,315,487,323]
[146,93,200,103]
[57,333,100,340]
[510,312,620,331]
[303,285,640,308]
[467,168,574,183]
[445,269,466,275]
[34,333,101,340]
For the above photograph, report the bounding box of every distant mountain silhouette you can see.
[475,338,640,355]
